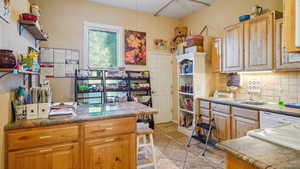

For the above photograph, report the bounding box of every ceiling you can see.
[89,0,214,18]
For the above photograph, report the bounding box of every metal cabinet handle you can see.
[92,127,113,133]
[105,138,115,142]
[40,149,52,153]
[39,135,52,139]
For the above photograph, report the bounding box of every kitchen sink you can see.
[240,101,267,105]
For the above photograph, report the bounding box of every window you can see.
[84,22,123,68]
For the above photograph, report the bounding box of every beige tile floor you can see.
[150,122,226,169]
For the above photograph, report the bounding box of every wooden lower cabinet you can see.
[231,116,259,139]
[84,134,136,169]
[8,143,79,169]
[212,111,231,141]
[6,117,137,169]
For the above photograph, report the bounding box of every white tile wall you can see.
[235,72,300,103]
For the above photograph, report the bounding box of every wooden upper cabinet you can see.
[84,134,136,169]
[223,23,244,72]
[211,37,222,73]
[276,19,300,70]
[8,143,79,169]
[284,0,300,52]
[244,12,275,71]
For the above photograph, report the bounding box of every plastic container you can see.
[21,13,38,22]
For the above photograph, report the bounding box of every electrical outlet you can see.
[248,80,261,94]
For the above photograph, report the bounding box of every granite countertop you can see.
[5,102,158,130]
[198,97,300,117]
[217,136,300,169]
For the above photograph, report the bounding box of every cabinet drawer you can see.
[84,117,136,139]
[7,125,79,151]
[232,107,259,121]
[200,101,210,109]
[211,103,230,114]
[200,108,211,117]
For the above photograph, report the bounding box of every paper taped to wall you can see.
[54,49,66,63]
[40,48,54,63]
[54,63,66,77]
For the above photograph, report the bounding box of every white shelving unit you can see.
[176,52,211,136]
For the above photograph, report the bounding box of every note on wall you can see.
[40,47,80,78]
[54,49,66,63]
[54,64,66,77]
[40,48,54,63]
[72,50,80,60]
[66,50,73,60]
[66,64,78,77]
[40,64,54,83]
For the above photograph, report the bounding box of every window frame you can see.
[83,22,124,69]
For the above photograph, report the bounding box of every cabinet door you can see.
[223,23,244,72]
[84,134,136,169]
[212,111,231,141]
[244,12,274,71]
[232,116,259,139]
[51,143,80,169]
[284,0,300,52]
[8,143,79,169]
[211,37,222,73]
[276,19,300,70]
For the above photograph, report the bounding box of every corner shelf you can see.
[0,68,39,79]
[177,52,207,136]
[0,68,39,74]
[19,20,48,41]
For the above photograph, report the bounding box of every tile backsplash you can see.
[217,72,300,103]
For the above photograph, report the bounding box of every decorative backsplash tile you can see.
[217,72,300,103]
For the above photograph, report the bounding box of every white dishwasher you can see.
[260,111,300,129]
